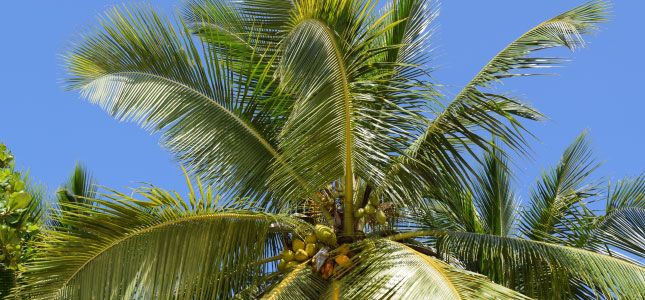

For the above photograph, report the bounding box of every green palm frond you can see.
[62,4,287,204]
[270,0,428,210]
[473,144,519,236]
[182,0,290,134]
[413,173,484,233]
[375,0,438,79]
[606,174,645,211]
[521,131,602,243]
[596,208,645,261]
[389,229,645,299]
[184,0,292,50]
[402,1,609,187]
[20,169,47,225]
[55,162,97,206]
[50,162,98,230]
[588,174,645,260]
[271,17,358,207]
[323,239,529,299]
[14,181,313,300]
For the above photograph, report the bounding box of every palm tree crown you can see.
[13,0,645,299]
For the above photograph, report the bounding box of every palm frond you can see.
[62,4,288,204]
[390,229,645,299]
[323,239,529,299]
[374,0,438,79]
[55,162,97,206]
[402,1,609,189]
[407,173,484,233]
[50,162,98,231]
[270,5,427,209]
[14,181,313,300]
[521,131,602,243]
[182,0,291,135]
[19,169,47,225]
[272,17,357,213]
[606,174,645,211]
[473,144,519,236]
[596,208,645,261]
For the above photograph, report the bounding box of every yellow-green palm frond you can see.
[321,239,530,299]
[62,4,287,205]
[400,1,610,193]
[13,180,313,300]
[521,131,602,243]
[390,229,645,299]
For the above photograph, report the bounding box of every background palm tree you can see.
[12,0,645,299]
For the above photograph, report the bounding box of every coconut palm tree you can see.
[13,0,645,299]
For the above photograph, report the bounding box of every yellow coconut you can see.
[295,249,309,261]
[281,249,295,262]
[305,233,317,244]
[334,255,350,266]
[277,259,287,271]
[292,238,305,252]
[305,243,317,257]
[315,224,337,246]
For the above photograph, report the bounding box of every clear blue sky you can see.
[1,1,643,201]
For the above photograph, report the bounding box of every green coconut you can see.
[375,210,386,225]
[277,259,287,271]
[364,204,375,215]
[354,208,365,218]
[315,224,337,246]
[369,194,380,206]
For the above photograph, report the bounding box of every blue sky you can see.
[1,0,643,202]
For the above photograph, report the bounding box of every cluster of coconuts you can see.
[277,231,322,271]
[354,194,386,225]
[277,224,354,279]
